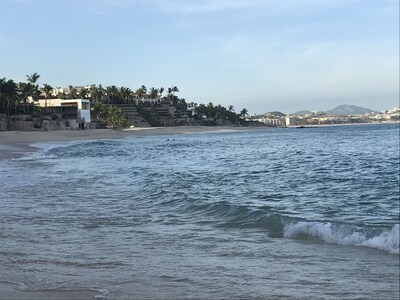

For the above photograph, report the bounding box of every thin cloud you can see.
[82,0,363,16]
[151,0,362,15]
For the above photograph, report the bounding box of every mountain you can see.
[264,111,286,117]
[293,110,312,115]
[325,104,375,115]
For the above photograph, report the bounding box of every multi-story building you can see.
[36,98,91,128]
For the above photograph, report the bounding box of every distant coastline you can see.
[286,120,399,128]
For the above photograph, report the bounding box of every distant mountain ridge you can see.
[291,105,375,116]
[263,111,286,117]
[293,110,312,115]
[325,104,375,115]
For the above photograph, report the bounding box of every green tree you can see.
[26,73,40,84]
[91,103,127,127]
[89,84,104,103]
[0,78,17,115]
[135,86,147,97]
[166,86,179,104]
[68,85,78,99]
[26,73,40,101]
[159,87,164,98]
[240,108,248,119]
[79,88,88,99]
[149,87,158,98]
[120,86,132,103]
[89,85,98,103]
[41,84,53,107]
[17,82,34,114]
[106,85,119,103]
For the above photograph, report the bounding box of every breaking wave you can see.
[284,222,399,254]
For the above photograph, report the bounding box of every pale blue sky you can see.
[0,0,398,114]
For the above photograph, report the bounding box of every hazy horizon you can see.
[0,0,398,114]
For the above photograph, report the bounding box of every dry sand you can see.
[0,126,243,160]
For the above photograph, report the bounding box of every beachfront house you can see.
[134,94,161,107]
[37,98,91,129]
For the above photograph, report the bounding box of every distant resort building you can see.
[285,116,298,126]
[134,94,161,106]
[186,102,197,116]
[251,116,285,127]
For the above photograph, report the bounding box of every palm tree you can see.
[240,108,248,119]
[26,73,40,102]
[0,78,17,115]
[0,78,6,113]
[79,88,88,99]
[195,103,207,117]
[106,85,119,104]
[59,92,67,99]
[167,87,173,98]
[207,102,215,118]
[149,87,158,98]
[136,86,146,98]
[159,87,164,98]
[120,86,132,103]
[26,73,40,85]
[89,85,98,103]
[166,86,179,104]
[41,84,53,107]
[68,85,78,99]
[91,84,104,103]
[17,82,33,114]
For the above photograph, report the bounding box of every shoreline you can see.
[0,126,253,160]
[1,122,398,160]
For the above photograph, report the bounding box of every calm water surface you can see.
[1,124,399,299]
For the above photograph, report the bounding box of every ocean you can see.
[0,124,399,299]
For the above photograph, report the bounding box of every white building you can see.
[187,102,196,115]
[134,95,161,106]
[285,116,298,126]
[51,87,68,97]
[37,98,91,124]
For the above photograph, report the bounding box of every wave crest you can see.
[283,222,399,254]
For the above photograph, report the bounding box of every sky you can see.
[0,0,398,114]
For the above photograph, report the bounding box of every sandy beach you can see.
[0,126,244,160]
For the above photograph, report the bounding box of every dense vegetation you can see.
[0,73,249,127]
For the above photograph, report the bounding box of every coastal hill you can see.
[292,105,375,116]
[293,110,312,115]
[262,111,286,117]
[325,104,375,115]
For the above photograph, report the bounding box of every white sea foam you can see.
[94,288,109,299]
[284,222,399,254]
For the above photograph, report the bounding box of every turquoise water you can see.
[1,124,399,299]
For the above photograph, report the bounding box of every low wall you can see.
[0,116,7,131]
[7,120,35,131]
